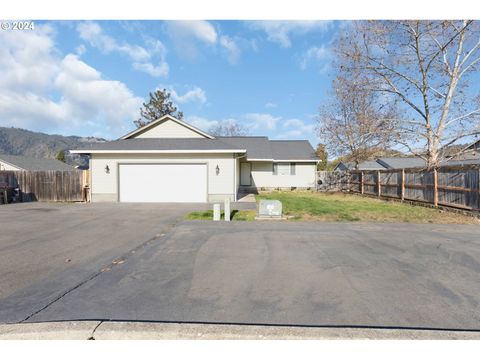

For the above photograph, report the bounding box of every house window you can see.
[273,163,296,176]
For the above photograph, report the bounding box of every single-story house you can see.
[71,115,320,203]
[334,160,386,171]
[335,157,428,171]
[0,154,74,171]
[376,157,426,169]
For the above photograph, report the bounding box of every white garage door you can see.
[119,163,207,203]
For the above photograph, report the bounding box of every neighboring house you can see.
[0,154,74,171]
[443,139,480,166]
[71,115,319,203]
[376,157,426,169]
[334,161,386,171]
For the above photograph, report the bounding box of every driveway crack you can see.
[19,221,180,323]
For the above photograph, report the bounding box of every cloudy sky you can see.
[0,20,340,144]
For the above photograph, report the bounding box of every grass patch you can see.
[185,209,256,221]
[256,191,479,224]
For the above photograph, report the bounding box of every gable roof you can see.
[71,116,318,161]
[71,138,246,153]
[376,157,426,169]
[0,154,75,171]
[120,115,214,140]
[334,161,386,171]
[71,136,319,161]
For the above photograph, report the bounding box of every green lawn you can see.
[185,209,256,221]
[185,191,479,224]
[255,191,479,224]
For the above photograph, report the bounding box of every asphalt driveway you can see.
[1,203,480,331]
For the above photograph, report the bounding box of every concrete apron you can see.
[1,322,480,340]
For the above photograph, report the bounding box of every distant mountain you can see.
[0,126,107,167]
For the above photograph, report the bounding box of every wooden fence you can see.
[0,170,89,202]
[347,165,480,211]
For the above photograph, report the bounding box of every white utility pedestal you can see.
[224,198,231,221]
[213,203,221,221]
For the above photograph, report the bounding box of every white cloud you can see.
[77,21,168,77]
[187,116,244,133]
[75,44,86,56]
[0,24,143,137]
[265,102,277,108]
[170,86,207,104]
[219,35,240,64]
[299,45,330,71]
[247,21,332,48]
[244,113,280,130]
[280,118,315,138]
[187,116,218,130]
[166,21,242,64]
[167,20,218,44]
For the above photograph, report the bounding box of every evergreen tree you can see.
[135,89,184,128]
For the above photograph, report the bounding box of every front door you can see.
[240,162,251,186]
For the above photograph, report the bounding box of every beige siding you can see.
[248,161,316,188]
[0,160,21,171]
[90,153,235,202]
[134,119,205,139]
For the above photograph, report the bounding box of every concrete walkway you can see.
[1,321,479,340]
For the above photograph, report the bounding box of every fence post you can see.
[377,170,381,197]
[360,171,364,194]
[401,169,405,201]
[433,168,438,207]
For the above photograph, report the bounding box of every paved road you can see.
[0,202,252,323]
[1,204,480,331]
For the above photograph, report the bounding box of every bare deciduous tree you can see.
[209,122,249,136]
[317,69,399,169]
[336,20,480,168]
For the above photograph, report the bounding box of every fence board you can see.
[326,165,480,211]
[0,170,87,202]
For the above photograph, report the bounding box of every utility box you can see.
[257,199,282,219]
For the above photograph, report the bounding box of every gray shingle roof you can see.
[334,161,386,171]
[0,154,75,171]
[376,157,426,169]
[269,140,318,161]
[218,137,272,159]
[73,138,243,151]
[73,137,320,161]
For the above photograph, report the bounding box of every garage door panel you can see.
[119,164,207,203]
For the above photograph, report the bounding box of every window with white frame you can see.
[273,162,296,176]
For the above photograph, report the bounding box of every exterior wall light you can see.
[216,165,220,175]
[104,165,110,174]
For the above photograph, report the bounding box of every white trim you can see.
[247,158,319,163]
[120,114,215,140]
[70,149,247,154]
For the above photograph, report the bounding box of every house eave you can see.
[70,149,247,155]
[246,158,319,162]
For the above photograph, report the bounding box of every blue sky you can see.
[0,20,340,146]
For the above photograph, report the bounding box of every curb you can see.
[1,322,480,340]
